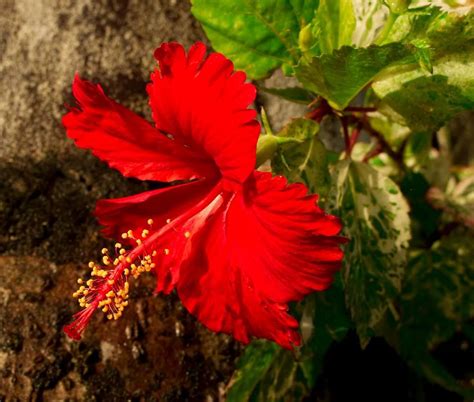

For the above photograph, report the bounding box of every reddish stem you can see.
[305,98,332,123]
[348,124,362,155]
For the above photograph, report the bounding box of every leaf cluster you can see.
[192,1,474,400]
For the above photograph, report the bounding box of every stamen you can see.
[63,218,164,341]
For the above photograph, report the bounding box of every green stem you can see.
[374,12,398,45]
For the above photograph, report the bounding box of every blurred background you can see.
[0,0,472,401]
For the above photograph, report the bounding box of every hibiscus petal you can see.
[147,42,260,187]
[63,75,216,182]
[177,172,346,349]
[95,178,217,243]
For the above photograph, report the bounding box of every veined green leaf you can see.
[271,118,331,196]
[295,43,412,109]
[191,0,318,79]
[328,160,411,346]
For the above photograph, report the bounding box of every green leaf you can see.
[373,12,474,131]
[226,340,279,402]
[313,0,356,54]
[400,229,474,398]
[191,0,318,79]
[295,43,412,109]
[259,86,314,104]
[328,160,411,346]
[271,118,331,196]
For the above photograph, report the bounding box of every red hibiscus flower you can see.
[62,42,345,350]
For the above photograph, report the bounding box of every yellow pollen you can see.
[164,248,170,255]
[115,243,122,249]
[88,261,95,268]
[184,231,191,238]
[166,218,171,224]
[127,230,134,238]
[101,248,108,255]
[136,239,142,245]
[107,279,114,285]
[102,256,110,265]
[121,232,128,239]
[113,258,119,265]
[124,268,130,275]
[77,278,83,284]
[119,248,126,255]
[147,219,154,225]
[152,250,157,256]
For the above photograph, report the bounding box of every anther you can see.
[101,248,108,255]
[77,278,83,284]
[164,248,170,255]
[166,218,171,224]
[115,243,122,249]
[147,219,154,225]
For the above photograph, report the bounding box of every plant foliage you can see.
[192,0,474,399]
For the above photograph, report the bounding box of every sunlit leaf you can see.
[328,159,411,346]
[191,0,318,79]
[295,44,412,109]
[373,11,474,130]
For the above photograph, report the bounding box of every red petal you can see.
[63,75,216,182]
[95,178,217,243]
[148,42,260,187]
[177,172,345,349]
